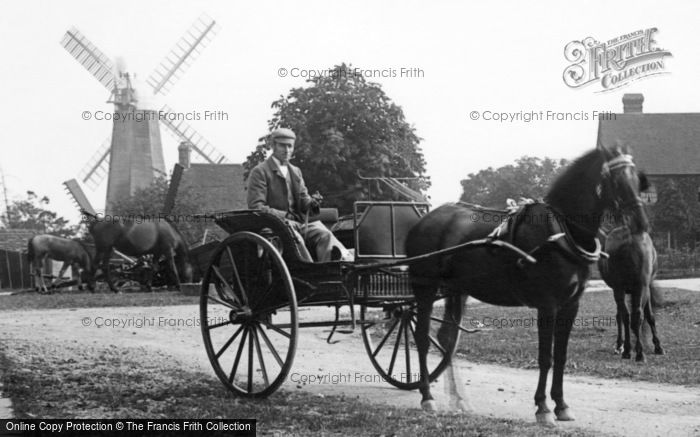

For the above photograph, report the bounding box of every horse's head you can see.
[598,145,649,234]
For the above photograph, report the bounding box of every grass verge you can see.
[0,339,600,437]
[458,288,700,385]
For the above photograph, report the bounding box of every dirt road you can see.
[1,304,699,437]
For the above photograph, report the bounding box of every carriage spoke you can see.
[215,325,245,359]
[404,316,411,383]
[247,326,255,393]
[208,319,234,330]
[207,294,237,310]
[226,246,249,306]
[372,316,401,358]
[410,315,447,354]
[229,327,248,384]
[252,326,269,387]
[211,265,241,305]
[387,315,405,377]
[262,320,291,339]
[257,324,284,367]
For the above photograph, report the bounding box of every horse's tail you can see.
[649,282,663,309]
[27,236,35,263]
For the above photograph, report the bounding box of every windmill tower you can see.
[60,15,229,215]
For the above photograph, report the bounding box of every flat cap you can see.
[270,128,296,144]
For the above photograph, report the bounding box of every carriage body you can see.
[196,201,504,398]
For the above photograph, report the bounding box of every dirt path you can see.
[1,304,699,437]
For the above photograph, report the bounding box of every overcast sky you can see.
[0,0,697,224]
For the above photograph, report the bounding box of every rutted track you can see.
[1,304,699,437]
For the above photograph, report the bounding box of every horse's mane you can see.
[544,149,603,208]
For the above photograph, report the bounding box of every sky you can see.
[0,0,698,225]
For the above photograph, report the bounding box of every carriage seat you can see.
[310,208,339,229]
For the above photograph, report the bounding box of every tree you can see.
[108,176,204,245]
[244,63,429,213]
[651,179,692,248]
[460,156,569,207]
[1,191,77,237]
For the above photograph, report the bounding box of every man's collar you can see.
[271,155,288,168]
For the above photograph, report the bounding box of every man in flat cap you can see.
[247,127,351,262]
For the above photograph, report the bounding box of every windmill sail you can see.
[63,179,97,215]
[78,136,111,190]
[147,14,219,96]
[159,104,229,164]
[60,28,115,90]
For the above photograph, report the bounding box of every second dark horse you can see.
[406,146,649,425]
[598,226,664,361]
[85,213,191,292]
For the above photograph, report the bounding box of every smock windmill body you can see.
[60,15,229,215]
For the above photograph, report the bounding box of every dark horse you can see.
[84,213,191,292]
[27,234,95,293]
[406,146,648,425]
[598,226,664,361]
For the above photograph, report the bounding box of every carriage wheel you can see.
[201,231,298,398]
[360,297,461,390]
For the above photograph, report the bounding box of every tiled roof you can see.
[178,163,248,213]
[0,229,38,252]
[598,113,700,176]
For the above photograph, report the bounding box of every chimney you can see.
[622,93,644,113]
[178,141,191,168]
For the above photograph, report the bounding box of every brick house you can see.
[597,94,700,248]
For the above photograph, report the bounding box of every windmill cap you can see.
[270,128,296,145]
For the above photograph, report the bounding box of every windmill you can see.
[61,14,229,215]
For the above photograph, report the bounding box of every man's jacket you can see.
[246,157,313,221]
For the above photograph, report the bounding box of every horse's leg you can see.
[53,261,70,289]
[103,252,118,293]
[166,249,181,291]
[36,255,49,293]
[631,288,646,362]
[535,308,556,426]
[644,299,664,355]
[614,289,624,354]
[439,293,470,412]
[414,284,437,411]
[33,258,43,292]
[73,262,83,291]
[615,292,631,359]
[552,299,579,421]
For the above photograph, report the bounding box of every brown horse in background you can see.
[598,226,664,361]
[84,212,191,293]
[406,146,649,425]
[27,234,95,293]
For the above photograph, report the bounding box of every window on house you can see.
[642,184,657,204]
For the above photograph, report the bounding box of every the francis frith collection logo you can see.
[563,28,672,92]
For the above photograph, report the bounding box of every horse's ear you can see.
[638,171,650,192]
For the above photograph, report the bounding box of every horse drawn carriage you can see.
[193,201,533,397]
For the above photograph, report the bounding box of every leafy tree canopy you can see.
[1,191,76,237]
[460,156,569,208]
[244,63,429,213]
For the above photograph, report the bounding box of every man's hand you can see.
[310,191,323,215]
[309,199,321,215]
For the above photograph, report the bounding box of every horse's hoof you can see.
[654,346,664,355]
[614,345,624,354]
[536,412,556,426]
[421,400,437,412]
[449,399,471,412]
[555,408,575,421]
[621,351,631,359]
[635,354,646,363]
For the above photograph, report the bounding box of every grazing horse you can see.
[27,234,95,293]
[598,226,664,361]
[406,146,648,425]
[84,213,191,293]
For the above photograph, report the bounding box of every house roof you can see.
[178,163,247,213]
[598,113,700,176]
[0,229,37,252]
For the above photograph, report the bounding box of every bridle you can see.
[599,153,644,210]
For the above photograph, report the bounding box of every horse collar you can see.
[547,205,602,263]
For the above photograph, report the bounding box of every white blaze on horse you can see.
[27,234,95,293]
